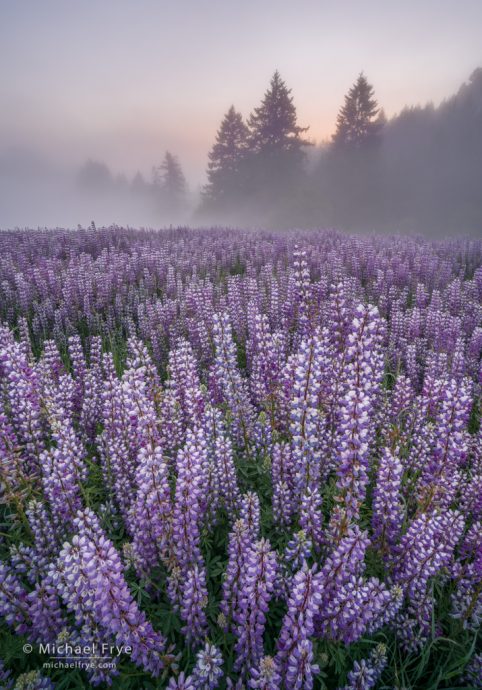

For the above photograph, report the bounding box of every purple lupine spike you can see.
[285,638,319,690]
[53,508,171,676]
[79,336,104,442]
[17,316,33,362]
[289,329,326,499]
[338,643,387,690]
[0,326,45,470]
[271,442,296,528]
[40,374,87,529]
[0,660,12,690]
[418,376,472,512]
[381,373,414,446]
[284,530,312,571]
[464,653,482,689]
[127,445,172,577]
[391,510,465,600]
[329,304,384,541]
[126,336,161,402]
[0,409,26,502]
[248,656,282,689]
[99,351,160,519]
[12,670,56,690]
[220,518,252,632]
[161,339,205,452]
[460,469,482,521]
[27,581,67,643]
[214,433,241,519]
[240,492,261,540]
[25,500,59,575]
[234,538,278,676]
[212,311,255,447]
[167,672,196,689]
[371,447,404,553]
[68,334,87,413]
[318,573,402,644]
[252,413,274,460]
[389,510,465,649]
[192,642,224,689]
[450,521,482,631]
[40,444,84,531]
[249,312,286,418]
[0,561,31,636]
[180,564,209,644]
[202,403,226,525]
[275,564,323,689]
[172,427,209,575]
[299,488,324,551]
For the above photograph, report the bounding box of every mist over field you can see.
[1,68,482,236]
[1,1,482,236]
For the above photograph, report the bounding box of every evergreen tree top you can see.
[157,151,186,196]
[248,70,310,154]
[207,106,249,171]
[332,72,384,150]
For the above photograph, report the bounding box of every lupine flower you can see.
[391,510,465,600]
[180,564,209,644]
[240,492,261,540]
[464,653,482,689]
[450,521,482,630]
[330,304,384,541]
[285,530,312,570]
[338,643,387,690]
[271,442,296,527]
[299,488,324,551]
[234,539,278,675]
[0,327,44,469]
[212,312,255,446]
[289,329,327,498]
[0,562,31,636]
[167,672,196,690]
[127,445,172,577]
[371,448,404,552]
[285,638,319,690]
[214,433,241,519]
[172,427,208,575]
[418,376,473,512]
[391,510,465,650]
[12,670,55,690]
[192,643,224,689]
[248,656,282,689]
[52,508,170,676]
[275,564,323,689]
[0,660,13,690]
[220,518,252,631]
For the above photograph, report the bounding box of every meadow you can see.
[0,227,480,689]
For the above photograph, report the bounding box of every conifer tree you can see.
[248,70,310,156]
[332,73,384,149]
[157,151,187,202]
[203,106,249,205]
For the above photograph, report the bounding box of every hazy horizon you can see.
[1,0,482,186]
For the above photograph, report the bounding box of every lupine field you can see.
[0,227,481,690]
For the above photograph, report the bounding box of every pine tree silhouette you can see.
[203,106,249,205]
[248,70,310,155]
[333,73,384,149]
[158,152,186,198]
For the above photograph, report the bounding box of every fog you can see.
[1,69,481,236]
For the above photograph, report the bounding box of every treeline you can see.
[77,68,482,234]
[77,151,188,222]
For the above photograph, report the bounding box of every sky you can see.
[1,0,481,187]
